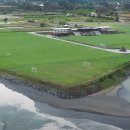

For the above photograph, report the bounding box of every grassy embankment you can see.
[0,32,130,91]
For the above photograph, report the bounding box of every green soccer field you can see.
[63,34,130,49]
[0,32,129,86]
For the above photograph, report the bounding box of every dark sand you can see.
[0,78,130,117]
[0,78,130,130]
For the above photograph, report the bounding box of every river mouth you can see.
[0,78,130,130]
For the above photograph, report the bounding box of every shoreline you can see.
[1,79,130,130]
[0,76,130,118]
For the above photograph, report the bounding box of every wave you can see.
[0,121,4,130]
[68,119,123,130]
[0,83,80,130]
[35,121,123,130]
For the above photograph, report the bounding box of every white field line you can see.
[28,32,130,54]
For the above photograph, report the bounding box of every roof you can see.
[52,28,71,30]
[96,26,111,29]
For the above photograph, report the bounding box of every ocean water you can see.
[0,83,123,130]
[118,78,130,103]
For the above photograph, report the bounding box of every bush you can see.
[3,18,8,23]
[28,19,35,23]
[59,21,66,25]
[40,22,46,27]
[120,46,126,52]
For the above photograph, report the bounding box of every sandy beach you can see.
[0,77,130,130]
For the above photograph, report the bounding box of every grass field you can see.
[0,32,130,87]
[63,34,130,49]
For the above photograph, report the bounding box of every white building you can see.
[90,12,98,17]
[53,28,71,33]
[52,28,72,36]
